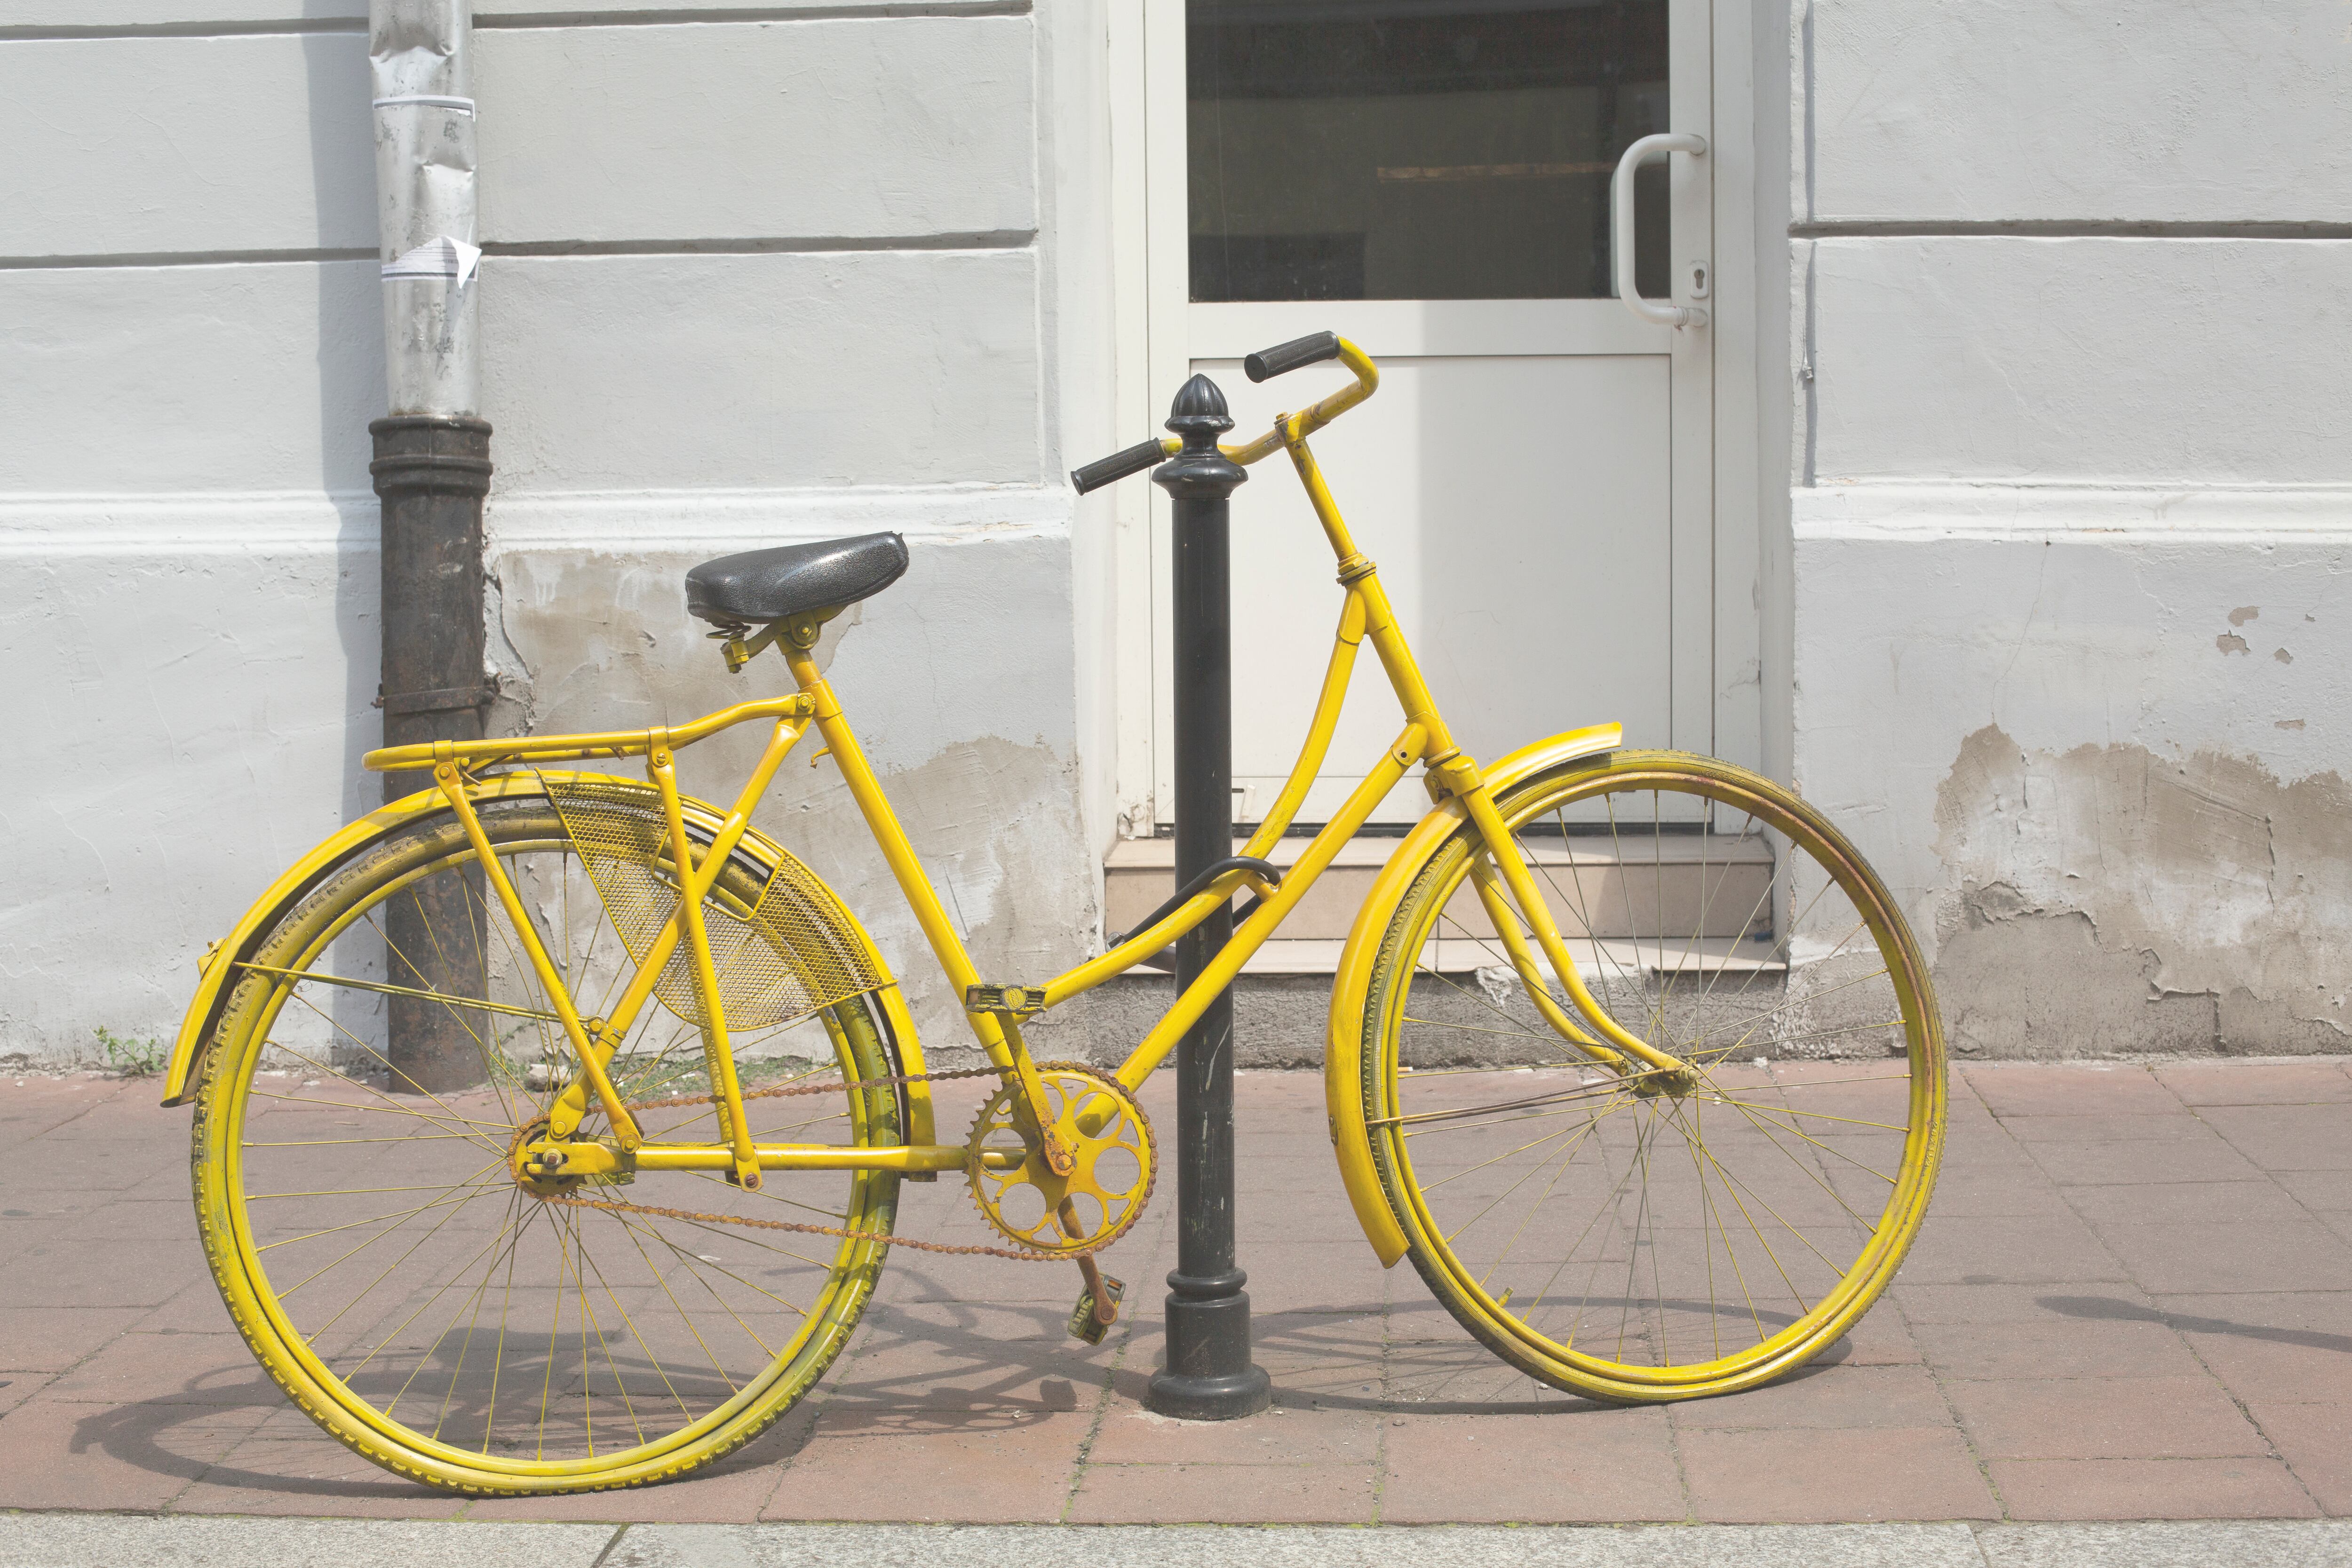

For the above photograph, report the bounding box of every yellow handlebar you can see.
[1217,337,1380,467]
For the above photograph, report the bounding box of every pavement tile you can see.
[1892,1212,2125,1285]
[1890,1282,2154,1325]
[0,1221,209,1309]
[0,1147,176,1196]
[0,1395,272,1511]
[1250,1306,1386,1369]
[2021,1137,2265,1189]
[1946,1376,2268,1460]
[1379,1339,1584,1413]
[1988,1457,2320,1520]
[3,1064,2350,1528]
[1671,1364,1951,1430]
[38,1331,275,1407]
[762,1408,1092,1522]
[1088,1401,1375,1465]
[1911,1318,2204,1382]
[2245,1401,2352,1514]
[1963,1067,2181,1119]
[1905,1167,2077,1218]
[875,1248,1130,1306]
[2197,1106,2352,1172]
[130,1276,244,1335]
[1377,1407,1685,1522]
[1226,1242,1395,1316]
[457,1418,806,1523]
[0,1076,134,1138]
[817,1300,1115,1414]
[172,1439,470,1518]
[1233,1161,1355,1236]
[2063,1178,2304,1228]
[1677,1426,1998,1522]
[1067,1462,1377,1524]
[0,1371,49,1417]
[0,1307,151,1374]
[1997,1114,2218,1146]
[2277,1170,2352,1211]
[1818,1302,1924,1366]
[2156,1062,2352,1106]
[2088,1219,2352,1294]
[53,1199,207,1241]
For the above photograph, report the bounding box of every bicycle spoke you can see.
[1380,764,1933,1385]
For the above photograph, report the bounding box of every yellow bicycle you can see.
[165,334,1944,1494]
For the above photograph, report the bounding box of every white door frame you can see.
[1104,0,1762,836]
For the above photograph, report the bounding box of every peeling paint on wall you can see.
[1932,724,2352,1058]
[490,533,1098,1067]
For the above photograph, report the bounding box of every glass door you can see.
[1148,0,1717,828]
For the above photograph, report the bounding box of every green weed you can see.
[94,1025,166,1077]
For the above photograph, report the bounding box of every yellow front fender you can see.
[1322,723,1623,1266]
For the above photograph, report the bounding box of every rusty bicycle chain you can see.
[537,1061,1146,1262]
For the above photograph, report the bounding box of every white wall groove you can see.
[1794,222,2352,241]
[1796,484,2352,542]
[0,486,1073,557]
[0,0,1025,32]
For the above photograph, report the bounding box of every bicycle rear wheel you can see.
[1358,751,1944,1402]
[192,790,901,1493]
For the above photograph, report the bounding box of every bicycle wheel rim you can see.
[1368,755,1944,1397]
[197,804,898,1486]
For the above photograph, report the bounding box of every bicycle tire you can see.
[1358,750,1945,1402]
[191,793,900,1493]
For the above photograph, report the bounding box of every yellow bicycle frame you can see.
[167,339,1686,1236]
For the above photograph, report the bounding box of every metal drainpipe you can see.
[370,0,491,1092]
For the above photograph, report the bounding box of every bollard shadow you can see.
[803,1293,1107,1437]
[2039,1294,2352,1355]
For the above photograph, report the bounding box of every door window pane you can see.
[1189,0,1670,302]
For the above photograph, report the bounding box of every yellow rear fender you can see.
[160,774,929,1139]
[1323,723,1623,1266]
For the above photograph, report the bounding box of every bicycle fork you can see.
[1445,766,1696,1089]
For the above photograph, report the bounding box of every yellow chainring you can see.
[967,1063,1156,1257]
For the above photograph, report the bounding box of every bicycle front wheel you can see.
[192,789,902,1493]
[1359,751,1944,1402]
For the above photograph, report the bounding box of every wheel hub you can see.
[510,1116,587,1198]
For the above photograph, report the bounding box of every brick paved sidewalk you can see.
[1,1059,2345,1524]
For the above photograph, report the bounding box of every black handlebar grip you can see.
[1070,438,1171,494]
[1243,330,1342,383]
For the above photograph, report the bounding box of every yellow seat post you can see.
[779,637,1075,1171]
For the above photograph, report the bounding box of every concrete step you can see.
[1103,832,1776,975]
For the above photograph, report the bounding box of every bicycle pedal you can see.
[1067,1275,1124,1345]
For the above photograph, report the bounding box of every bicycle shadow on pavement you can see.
[795,1291,1108,1438]
[2039,1294,2352,1355]
[72,1354,821,1502]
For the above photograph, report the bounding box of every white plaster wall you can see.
[0,4,1115,1071]
[1791,1,2352,1055]
[1806,0,2352,224]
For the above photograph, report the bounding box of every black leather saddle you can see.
[685,533,909,627]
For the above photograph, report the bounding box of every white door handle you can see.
[1612,132,1708,329]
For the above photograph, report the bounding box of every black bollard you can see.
[1144,374,1273,1421]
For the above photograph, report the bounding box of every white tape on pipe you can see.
[373,95,476,116]
[382,236,482,289]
